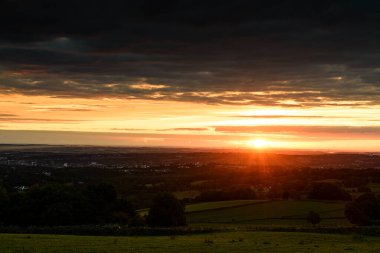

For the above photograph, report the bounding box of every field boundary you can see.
[186,200,270,214]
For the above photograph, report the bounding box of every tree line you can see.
[0,184,140,227]
[0,184,185,228]
[0,181,380,228]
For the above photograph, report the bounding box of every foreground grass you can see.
[1,231,380,253]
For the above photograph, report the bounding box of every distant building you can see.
[14,186,29,192]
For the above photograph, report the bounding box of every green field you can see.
[187,200,349,227]
[139,200,349,227]
[185,200,267,213]
[173,191,200,200]
[138,199,267,216]
[369,183,380,193]
[1,231,379,253]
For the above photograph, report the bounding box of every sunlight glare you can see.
[247,139,270,149]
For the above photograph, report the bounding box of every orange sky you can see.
[1,94,380,152]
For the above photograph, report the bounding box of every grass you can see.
[138,199,266,216]
[173,191,200,200]
[369,183,380,193]
[187,200,349,227]
[139,199,349,227]
[1,231,380,253]
[185,200,267,213]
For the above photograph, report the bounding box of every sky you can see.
[1,0,380,151]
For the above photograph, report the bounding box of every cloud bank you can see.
[1,1,380,106]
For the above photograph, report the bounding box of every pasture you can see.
[187,200,349,227]
[0,231,379,253]
[185,199,267,213]
[138,199,267,216]
[139,199,349,227]
[139,200,351,227]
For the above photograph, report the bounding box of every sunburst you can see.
[247,139,270,149]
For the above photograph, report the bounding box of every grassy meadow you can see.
[185,200,267,213]
[137,199,267,216]
[1,231,380,253]
[187,200,349,227]
[139,199,349,227]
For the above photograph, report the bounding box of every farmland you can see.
[138,199,267,216]
[140,199,349,227]
[187,200,349,227]
[186,199,267,213]
[1,231,380,253]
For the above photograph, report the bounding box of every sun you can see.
[247,139,270,149]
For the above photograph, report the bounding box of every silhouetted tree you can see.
[111,198,138,224]
[345,193,380,226]
[0,187,8,224]
[146,193,186,227]
[85,183,117,223]
[308,182,351,201]
[282,191,290,200]
[8,184,91,226]
[357,186,371,193]
[307,211,321,227]
[0,183,136,227]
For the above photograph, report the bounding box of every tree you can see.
[0,183,136,227]
[357,186,371,193]
[146,193,186,227]
[0,187,9,224]
[307,211,321,227]
[12,184,91,226]
[111,198,138,224]
[85,183,118,223]
[282,191,290,200]
[345,193,380,226]
[308,182,351,201]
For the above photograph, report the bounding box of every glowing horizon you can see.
[1,94,380,152]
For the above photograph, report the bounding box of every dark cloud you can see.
[1,0,380,106]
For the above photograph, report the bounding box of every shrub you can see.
[146,193,186,227]
[345,193,380,226]
[308,182,351,201]
[307,211,321,227]
[1,184,135,227]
